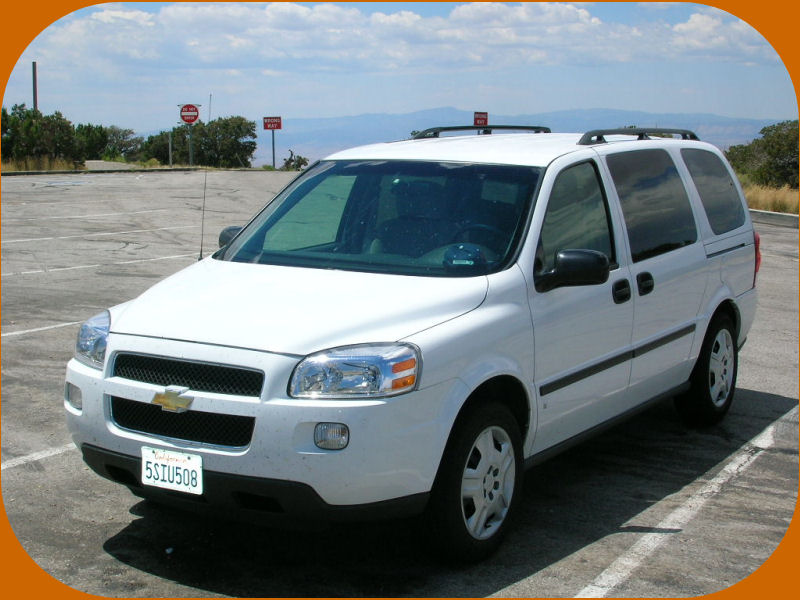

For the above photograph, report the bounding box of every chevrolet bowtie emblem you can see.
[152,386,193,413]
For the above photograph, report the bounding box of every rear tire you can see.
[675,314,738,427]
[428,403,523,563]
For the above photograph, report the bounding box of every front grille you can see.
[111,397,255,447]
[113,353,264,396]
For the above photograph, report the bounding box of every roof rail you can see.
[578,128,699,146]
[413,125,551,139]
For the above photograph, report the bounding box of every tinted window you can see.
[537,161,614,273]
[607,149,697,263]
[681,148,745,234]
[263,175,354,250]
[220,160,541,277]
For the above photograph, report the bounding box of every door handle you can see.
[612,279,631,304]
[637,272,655,296]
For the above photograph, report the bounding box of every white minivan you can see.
[65,126,759,561]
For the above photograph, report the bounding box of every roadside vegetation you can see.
[1,156,80,172]
[739,181,799,215]
[1,104,307,171]
[726,120,799,215]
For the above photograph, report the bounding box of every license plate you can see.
[141,446,203,495]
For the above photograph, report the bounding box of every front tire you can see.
[428,403,523,562]
[675,314,738,427]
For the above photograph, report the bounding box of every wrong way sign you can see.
[263,116,282,130]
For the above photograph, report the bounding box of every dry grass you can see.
[742,183,799,215]
[1,157,84,172]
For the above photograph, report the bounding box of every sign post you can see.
[179,104,200,166]
[474,111,489,129]
[263,117,282,168]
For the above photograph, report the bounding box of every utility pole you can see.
[188,125,194,167]
[32,62,38,111]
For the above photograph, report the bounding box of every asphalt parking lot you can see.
[1,170,798,597]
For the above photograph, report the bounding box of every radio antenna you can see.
[198,92,212,261]
[198,168,208,261]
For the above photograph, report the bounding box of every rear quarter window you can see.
[607,149,698,263]
[681,148,746,235]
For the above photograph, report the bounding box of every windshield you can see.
[218,160,541,277]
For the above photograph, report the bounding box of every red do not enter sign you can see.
[180,104,200,124]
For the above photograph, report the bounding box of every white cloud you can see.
[17,1,778,75]
[5,2,792,129]
[670,11,775,61]
[90,7,154,26]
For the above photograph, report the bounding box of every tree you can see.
[74,123,109,160]
[1,104,79,162]
[140,130,174,165]
[3,104,45,159]
[140,116,257,167]
[40,111,76,159]
[726,120,798,189]
[104,126,143,160]
[281,149,309,171]
[197,116,257,168]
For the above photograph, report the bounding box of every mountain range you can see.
[253,107,778,167]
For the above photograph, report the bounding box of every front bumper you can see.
[80,444,429,524]
[66,334,464,509]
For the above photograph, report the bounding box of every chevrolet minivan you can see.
[66,126,759,561]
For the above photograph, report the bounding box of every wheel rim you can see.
[708,328,735,408]
[460,425,516,540]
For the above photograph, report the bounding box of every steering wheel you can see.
[451,223,506,242]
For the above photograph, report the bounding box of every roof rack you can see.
[578,128,700,146]
[413,125,551,139]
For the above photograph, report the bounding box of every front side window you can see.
[536,161,615,273]
[219,160,541,277]
[607,149,698,263]
[681,148,746,235]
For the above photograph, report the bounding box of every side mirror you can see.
[218,226,243,248]
[535,249,610,293]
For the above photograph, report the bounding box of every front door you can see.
[528,158,635,453]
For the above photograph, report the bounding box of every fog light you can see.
[314,423,349,450]
[65,382,83,410]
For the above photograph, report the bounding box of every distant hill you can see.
[255,107,778,167]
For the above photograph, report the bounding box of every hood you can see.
[111,258,488,356]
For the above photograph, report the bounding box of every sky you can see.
[2,2,798,135]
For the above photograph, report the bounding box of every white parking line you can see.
[488,406,797,598]
[1,224,198,245]
[3,208,167,222]
[1,443,76,471]
[573,405,798,598]
[1,252,197,278]
[1,321,83,338]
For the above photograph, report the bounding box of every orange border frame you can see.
[1,2,798,598]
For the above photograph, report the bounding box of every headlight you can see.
[75,310,110,369]
[289,343,420,399]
